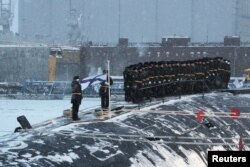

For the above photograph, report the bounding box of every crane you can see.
[0,0,12,34]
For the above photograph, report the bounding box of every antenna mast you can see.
[155,0,158,42]
[191,0,194,41]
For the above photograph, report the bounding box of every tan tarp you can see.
[244,68,250,73]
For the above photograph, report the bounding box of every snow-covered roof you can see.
[59,46,80,51]
[162,35,190,39]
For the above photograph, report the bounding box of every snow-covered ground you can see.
[0,98,100,136]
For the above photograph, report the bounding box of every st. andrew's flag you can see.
[81,74,106,90]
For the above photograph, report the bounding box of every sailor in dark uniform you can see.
[99,70,113,110]
[71,75,83,121]
[123,57,231,103]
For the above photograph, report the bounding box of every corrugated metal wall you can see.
[0,46,49,82]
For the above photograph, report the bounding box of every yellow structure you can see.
[48,47,62,81]
[48,55,57,81]
[244,68,250,81]
[48,47,80,81]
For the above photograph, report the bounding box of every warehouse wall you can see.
[0,46,49,82]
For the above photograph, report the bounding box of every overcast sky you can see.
[12,0,235,43]
[82,0,234,42]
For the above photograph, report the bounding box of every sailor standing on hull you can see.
[71,76,83,121]
[99,70,113,111]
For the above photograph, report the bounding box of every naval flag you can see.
[81,74,106,90]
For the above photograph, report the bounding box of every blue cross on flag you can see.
[81,74,106,90]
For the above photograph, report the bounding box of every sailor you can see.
[164,61,172,96]
[71,75,83,121]
[224,59,231,87]
[130,67,143,103]
[99,70,113,110]
[123,66,132,101]
[123,57,231,103]
[157,62,165,97]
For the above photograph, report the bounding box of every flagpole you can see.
[108,60,111,119]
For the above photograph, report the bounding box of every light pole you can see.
[118,0,121,38]
[155,0,158,42]
[107,60,111,119]
[191,0,194,41]
[234,47,237,76]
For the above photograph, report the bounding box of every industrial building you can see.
[1,1,250,82]
[0,36,250,82]
[80,36,250,78]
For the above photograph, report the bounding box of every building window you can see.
[203,52,207,57]
[190,52,194,57]
[139,52,143,57]
[197,52,200,57]
[166,51,170,57]
[148,52,151,56]
[157,52,160,57]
